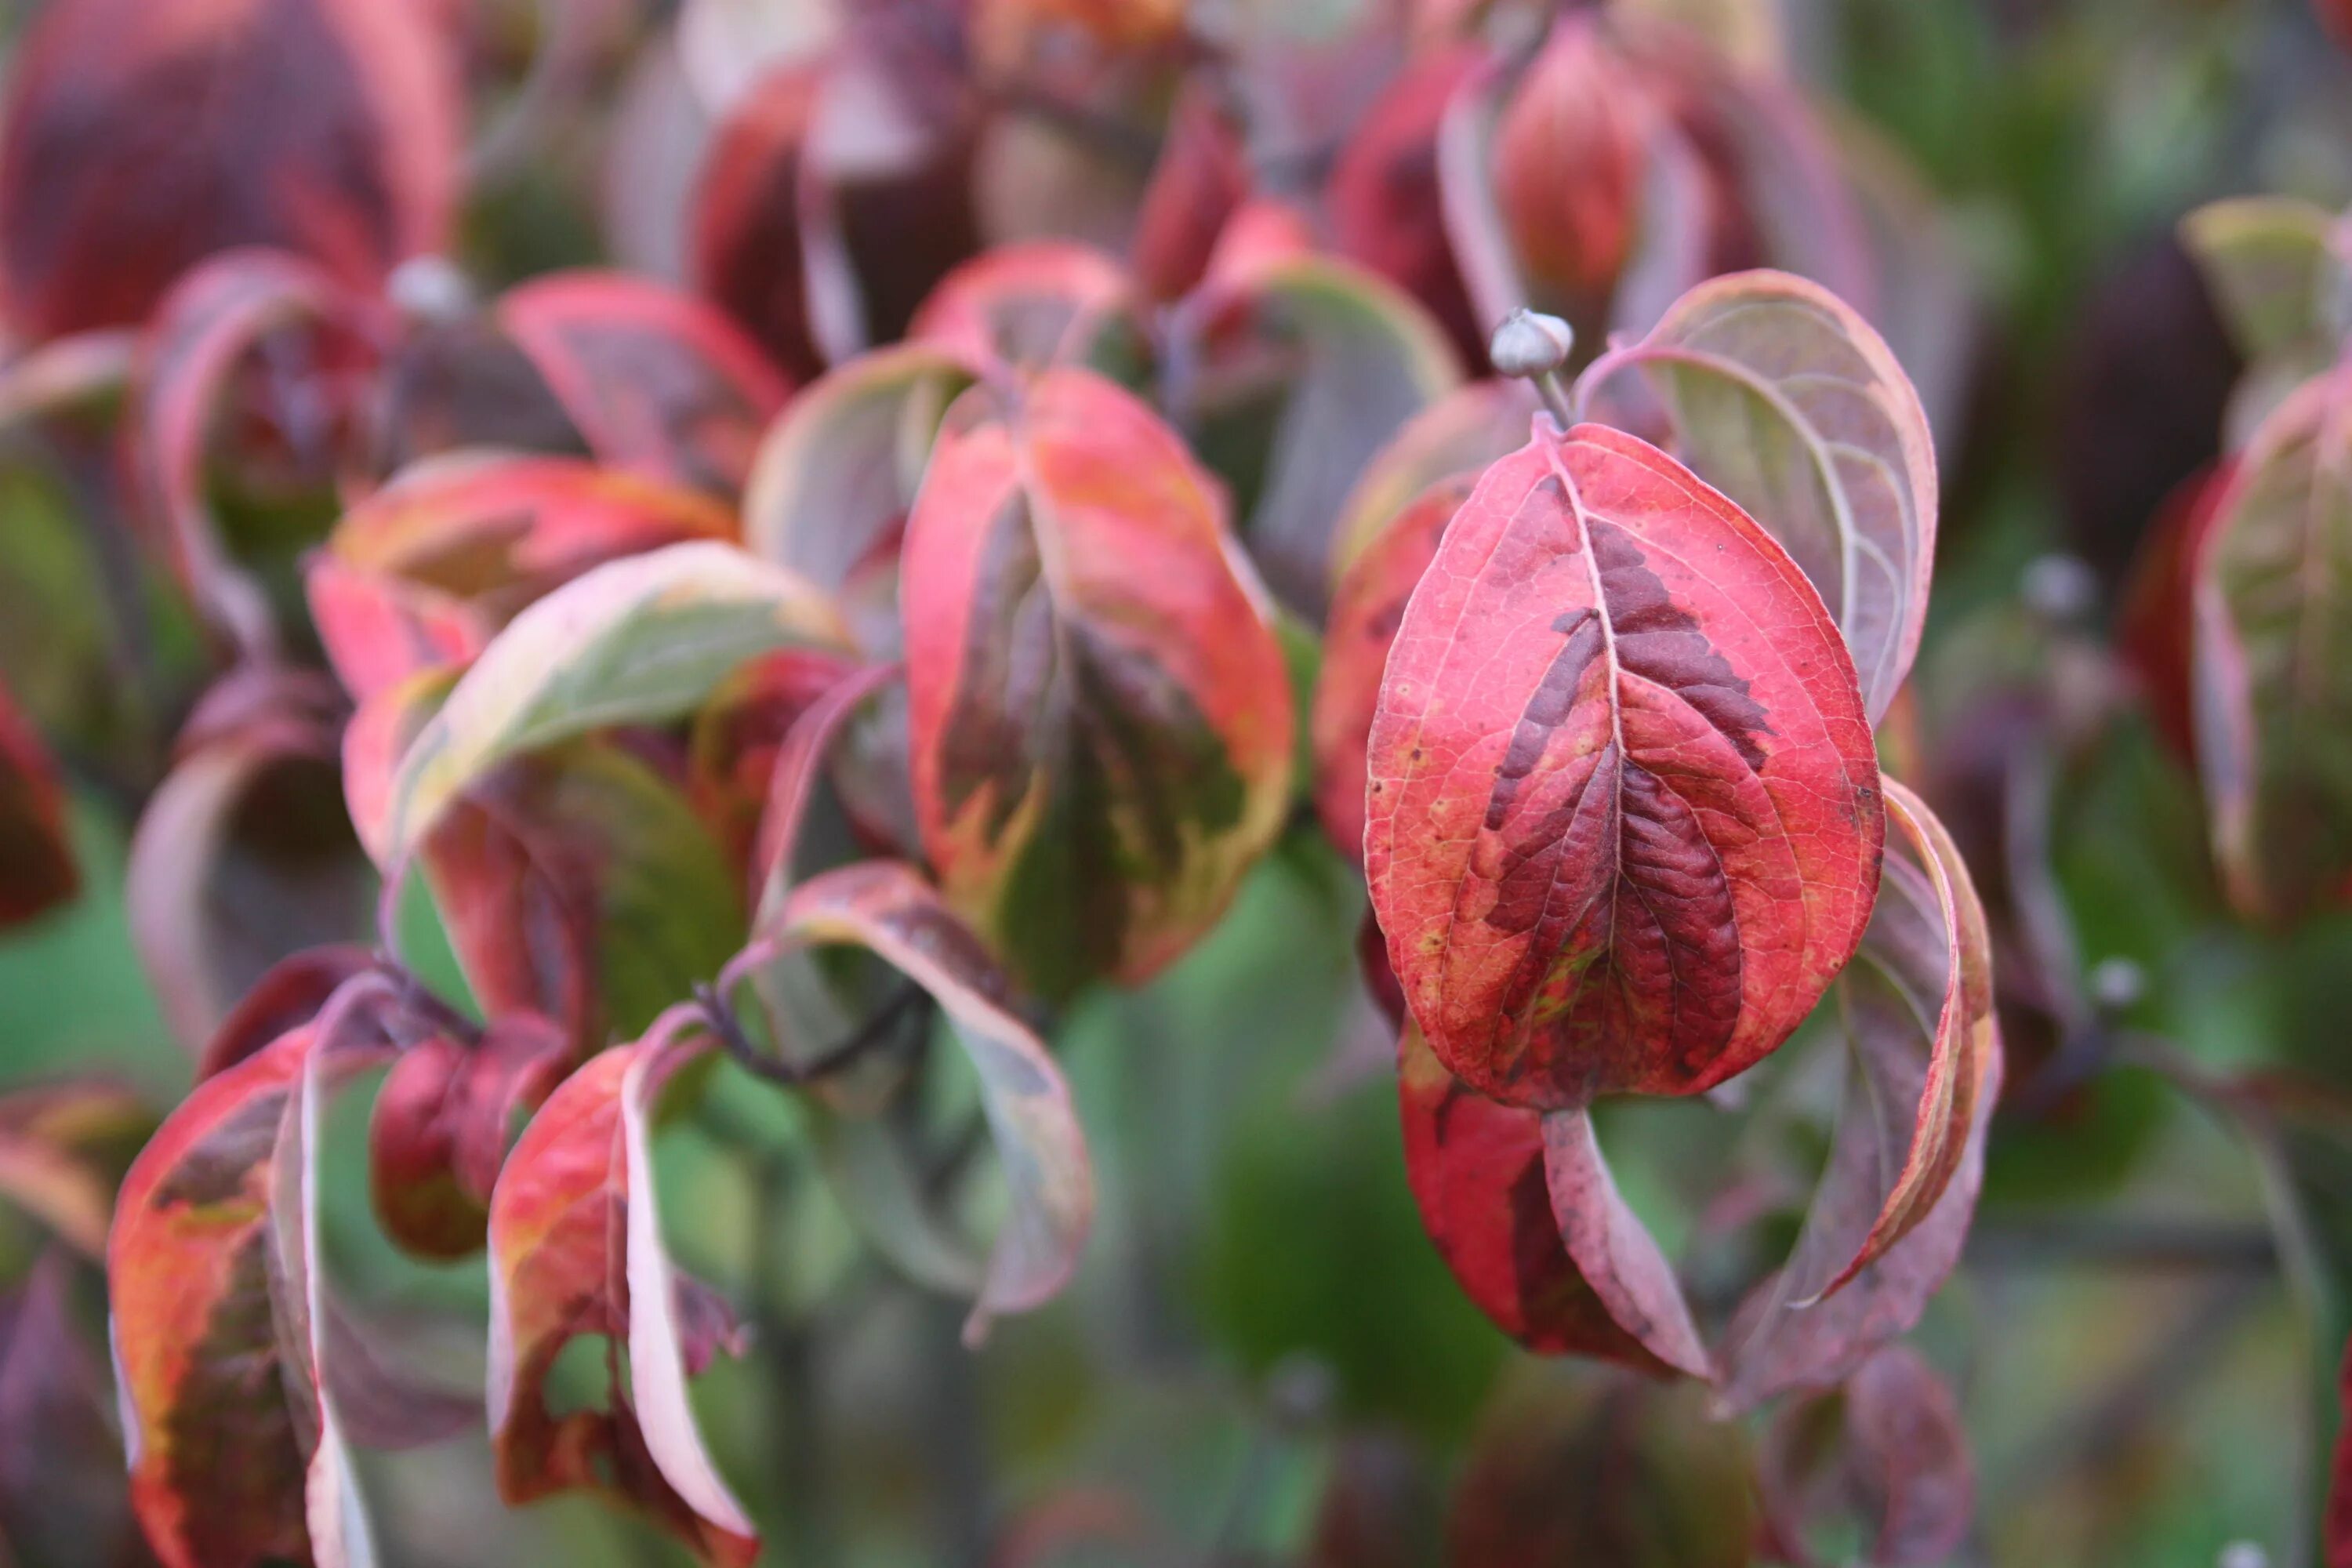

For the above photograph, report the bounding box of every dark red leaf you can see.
[1327,48,1486,368]
[1758,1346,1974,1568]
[1130,82,1251,303]
[1363,420,1882,1109]
[1494,16,1644,312]
[369,1014,571,1260]
[0,678,78,928]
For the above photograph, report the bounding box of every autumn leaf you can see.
[1364,419,1882,1110]
[903,367,1294,1000]
[369,1013,570,1260]
[1130,83,1251,304]
[0,677,78,929]
[1758,1345,1975,1568]
[909,241,1144,375]
[1494,16,1645,311]
[0,1079,154,1259]
[0,0,458,341]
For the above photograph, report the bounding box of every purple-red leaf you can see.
[902,367,1294,999]
[1538,1105,1711,1377]
[369,1014,570,1260]
[1758,1346,1975,1568]
[0,0,459,341]
[1398,1024,1674,1370]
[0,678,78,928]
[1363,419,1883,1110]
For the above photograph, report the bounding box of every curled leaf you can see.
[753,860,1094,1339]
[1364,420,1882,1109]
[1759,1345,1975,1568]
[1588,269,1938,721]
[0,0,459,339]
[498,270,793,495]
[903,368,1294,999]
[1398,1025,1670,1370]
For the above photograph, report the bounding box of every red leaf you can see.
[197,945,377,1081]
[1130,83,1252,303]
[0,0,459,341]
[1494,16,1644,310]
[497,270,793,495]
[369,1014,571,1260]
[0,677,78,927]
[1327,48,1486,368]
[307,453,736,700]
[902,368,1294,999]
[486,1030,759,1566]
[1363,420,1882,1109]
[1538,1105,1711,1377]
[910,242,1142,374]
[1398,1025,1673,1370]
[1758,1346,1975,1568]
[688,647,868,867]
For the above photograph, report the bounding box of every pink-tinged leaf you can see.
[747,660,907,910]
[2194,370,2352,921]
[1493,16,1644,314]
[1717,792,2003,1410]
[1364,420,1883,1109]
[0,1079,154,1259]
[1538,1106,1711,1377]
[497,270,793,495]
[2119,461,2233,764]
[369,539,847,866]
[1446,1368,1756,1568]
[1326,48,1486,368]
[755,861,1094,1338]
[0,678,77,927]
[1585,270,1939,724]
[0,0,459,342]
[485,1033,758,1566]
[1398,1025,1674,1370]
[127,670,372,1054]
[1759,1346,1974,1568]
[369,1014,571,1260]
[0,1250,152,1567]
[902,368,1294,999]
[1130,83,1251,303]
[310,452,739,701]
[1187,255,1462,616]
[2180,197,2346,364]
[1313,474,1470,864]
[130,249,379,655]
[1327,379,1537,583]
[109,991,401,1568]
[909,242,1142,374]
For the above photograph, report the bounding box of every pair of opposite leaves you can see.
[1357,270,1997,1392]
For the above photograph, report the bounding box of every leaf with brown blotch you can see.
[1314,474,1470,864]
[2194,370,2352,922]
[367,539,848,866]
[309,452,739,702]
[1185,255,1462,617]
[497,270,793,496]
[0,678,78,929]
[902,367,1294,1000]
[0,0,459,342]
[1364,419,1883,1110]
[1758,1345,1974,1568]
[748,861,1094,1339]
[131,249,380,655]
[1397,1024,1674,1370]
[2180,197,2347,365]
[1716,789,2002,1410]
[1493,16,1646,312]
[1130,83,1251,304]
[1326,379,1537,584]
[0,1079,154,1259]
[109,984,405,1568]
[370,1013,571,1261]
[485,1029,758,1567]
[127,670,374,1055]
[909,242,1143,375]
[1586,270,1939,724]
[1446,1367,1756,1568]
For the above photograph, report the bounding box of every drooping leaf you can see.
[1758,1345,1974,1568]
[751,860,1094,1338]
[1536,1105,1711,1377]
[497,270,794,496]
[1718,783,2002,1410]
[1446,1367,1756,1568]
[127,670,373,1054]
[2193,369,2352,920]
[1313,474,1469,863]
[309,452,738,702]
[0,0,459,341]
[2180,197,2347,365]
[1364,419,1883,1109]
[1185,256,1462,615]
[0,677,77,928]
[1588,269,1939,722]
[909,241,1143,375]
[485,1030,758,1566]
[369,1014,571,1260]
[369,539,848,865]
[902,367,1294,999]
[1397,1025,1672,1370]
